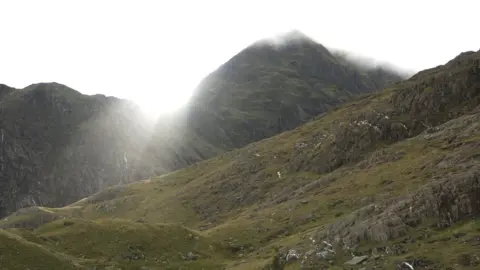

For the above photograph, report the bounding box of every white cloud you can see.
[1,0,479,116]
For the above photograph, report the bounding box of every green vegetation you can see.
[0,229,79,270]
[424,86,434,92]
[1,218,231,269]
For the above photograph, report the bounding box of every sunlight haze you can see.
[1,0,479,117]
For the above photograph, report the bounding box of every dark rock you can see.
[63,220,74,226]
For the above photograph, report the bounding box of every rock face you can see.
[0,83,159,216]
[0,32,402,217]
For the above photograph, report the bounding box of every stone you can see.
[186,252,198,260]
[285,249,300,261]
[345,255,369,265]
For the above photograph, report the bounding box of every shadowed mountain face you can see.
[187,34,402,149]
[0,33,402,217]
[0,83,158,216]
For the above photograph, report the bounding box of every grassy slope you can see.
[1,51,479,269]
[1,218,233,270]
[0,229,79,270]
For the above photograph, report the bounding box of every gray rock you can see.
[186,251,198,260]
[285,249,300,261]
[345,255,369,265]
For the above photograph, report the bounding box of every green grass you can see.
[2,218,233,270]
[0,229,79,270]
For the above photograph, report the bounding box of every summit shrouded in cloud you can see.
[1,0,479,117]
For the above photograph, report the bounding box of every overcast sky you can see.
[1,0,479,116]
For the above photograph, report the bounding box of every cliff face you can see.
[0,83,155,216]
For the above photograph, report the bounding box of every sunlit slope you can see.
[2,50,479,269]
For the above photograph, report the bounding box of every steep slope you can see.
[186,31,402,149]
[0,32,402,217]
[2,50,479,269]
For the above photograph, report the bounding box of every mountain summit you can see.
[186,32,402,149]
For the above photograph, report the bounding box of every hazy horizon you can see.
[1,0,479,116]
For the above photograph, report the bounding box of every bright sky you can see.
[1,0,479,117]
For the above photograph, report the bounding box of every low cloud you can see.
[327,48,416,79]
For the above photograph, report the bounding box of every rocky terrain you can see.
[0,47,479,269]
[0,32,401,217]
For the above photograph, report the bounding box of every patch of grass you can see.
[424,86,434,93]
[0,229,79,270]
[3,218,233,270]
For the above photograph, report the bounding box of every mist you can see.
[2,0,478,118]
[328,48,416,79]
[247,30,414,82]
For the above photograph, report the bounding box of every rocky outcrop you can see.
[287,49,480,175]
[300,112,480,266]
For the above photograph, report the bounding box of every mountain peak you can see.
[279,29,314,41]
[252,29,319,49]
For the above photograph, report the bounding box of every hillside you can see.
[0,32,401,217]
[1,50,479,269]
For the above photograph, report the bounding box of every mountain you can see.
[186,32,402,149]
[0,32,403,218]
[0,83,157,216]
[1,49,478,269]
